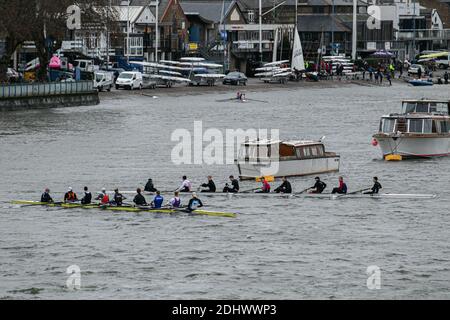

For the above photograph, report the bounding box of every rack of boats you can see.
[11,200,237,218]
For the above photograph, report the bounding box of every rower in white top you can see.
[176,176,192,193]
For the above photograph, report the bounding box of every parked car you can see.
[101,67,125,82]
[436,57,449,69]
[223,72,247,86]
[94,71,114,92]
[408,64,424,76]
[115,71,143,90]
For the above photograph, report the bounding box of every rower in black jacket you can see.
[274,177,292,194]
[144,178,157,192]
[80,186,92,204]
[133,188,148,206]
[309,177,327,194]
[223,175,240,193]
[364,177,382,195]
[41,188,53,203]
[201,176,216,193]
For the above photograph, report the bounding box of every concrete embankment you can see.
[0,81,99,111]
[0,92,99,111]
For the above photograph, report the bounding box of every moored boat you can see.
[373,99,450,159]
[235,138,340,180]
[408,79,433,86]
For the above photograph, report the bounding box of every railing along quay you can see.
[0,81,94,99]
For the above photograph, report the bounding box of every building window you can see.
[126,37,143,56]
[248,10,255,23]
[381,118,396,133]
[408,119,423,133]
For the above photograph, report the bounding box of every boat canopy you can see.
[380,116,450,134]
[401,100,450,115]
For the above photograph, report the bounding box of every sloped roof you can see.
[181,1,233,23]
[298,15,349,32]
[113,6,146,23]
[298,14,368,32]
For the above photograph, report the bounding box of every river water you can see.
[0,82,449,299]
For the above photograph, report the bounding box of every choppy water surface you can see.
[0,83,449,299]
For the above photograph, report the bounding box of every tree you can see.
[0,0,117,82]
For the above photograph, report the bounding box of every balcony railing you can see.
[232,40,274,52]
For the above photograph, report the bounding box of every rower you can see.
[80,186,92,204]
[168,191,182,208]
[223,175,240,193]
[332,177,347,194]
[133,188,148,206]
[96,188,110,205]
[177,176,192,193]
[187,192,204,212]
[200,176,216,193]
[41,188,53,203]
[255,177,271,193]
[364,177,382,195]
[274,177,292,194]
[308,177,327,194]
[64,187,78,203]
[112,188,126,206]
[151,191,164,209]
[144,178,157,192]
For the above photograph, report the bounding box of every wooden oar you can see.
[240,187,260,194]
[335,188,371,199]
[294,187,311,195]
[245,98,269,104]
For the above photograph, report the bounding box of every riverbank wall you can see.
[0,81,99,111]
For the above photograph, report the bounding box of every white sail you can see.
[292,27,305,71]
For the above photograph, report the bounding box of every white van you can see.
[75,59,95,72]
[436,53,450,69]
[94,71,114,92]
[115,71,143,90]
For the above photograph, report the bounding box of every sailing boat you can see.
[291,26,305,73]
[292,26,318,81]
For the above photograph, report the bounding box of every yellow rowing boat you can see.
[11,201,237,218]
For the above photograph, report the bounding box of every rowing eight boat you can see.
[11,201,237,218]
[113,191,438,200]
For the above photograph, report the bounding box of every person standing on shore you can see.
[386,72,392,86]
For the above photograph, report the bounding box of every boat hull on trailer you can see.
[237,156,340,180]
[374,135,450,158]
[408,79,433,86]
